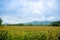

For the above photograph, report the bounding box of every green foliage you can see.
[24,32,47,40]
[5,23,25,26]
[27,23,33,26]
[0,30,60,40]
[51,21,60,26]
[0,18,2,26]
[0,30,11,40]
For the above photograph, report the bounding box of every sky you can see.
[0,0,60,24]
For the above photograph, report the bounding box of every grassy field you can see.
[0,26,60,40]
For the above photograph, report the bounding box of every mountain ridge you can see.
[27,21,52,25]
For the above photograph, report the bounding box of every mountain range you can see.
[26,21,52,25]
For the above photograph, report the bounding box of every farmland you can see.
[0,26,60,40]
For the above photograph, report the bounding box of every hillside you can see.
[27,21,52,25]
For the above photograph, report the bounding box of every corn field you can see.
[0,26,60,40]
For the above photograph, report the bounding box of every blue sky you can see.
[0,0,60,24]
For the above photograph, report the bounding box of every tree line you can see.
[0,18,60,26]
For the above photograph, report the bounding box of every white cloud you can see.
[0,0,58,23]
[46,0,57,9]
[1,15,17,24]
[30,16,46,21]
[5,0,57,13]
[47,16,56,21]
[31,9,41,14]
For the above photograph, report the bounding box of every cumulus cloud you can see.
[0,0,60,23]
[47,16,56,21]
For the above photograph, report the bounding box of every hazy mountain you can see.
[27,21,52,25]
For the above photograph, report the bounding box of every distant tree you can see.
[51,21,60,26]
[18,24,24,26]
[28,23,33,26]
[0,18,3,26]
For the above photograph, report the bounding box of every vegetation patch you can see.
[0,26,60,40]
